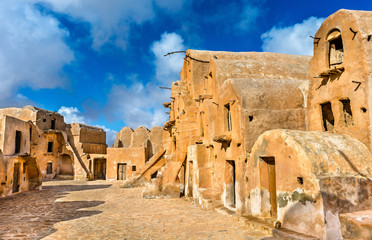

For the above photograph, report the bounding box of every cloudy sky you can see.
[1,0,371,145]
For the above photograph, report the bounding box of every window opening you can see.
[340,99,354,126]
[321,102,334,131]
[51,119,56,129]
[132,165,136,171]
[297,177,304,185]
[328,30,344,67]
[151,171,158,179]
[47,141,53,153]
[15,131,22,154]
[225,104,232,131]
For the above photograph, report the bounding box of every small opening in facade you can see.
[43,119,46,122]
[47,162,53,174]
[23,162,26,174]
[249,115,254,122]
[225,104,232,131]
[340,99,354,126]
[51,119,56,129]
[47,141,53,153]
[132,165,136,171]
[246,176,249,182]
[29,127,32,141]
[15,131,22,154]
[297,177,304,185]
[328,30,344,67]
[361,107,367,113]
[321,102,335,131]
[151,171,158,179]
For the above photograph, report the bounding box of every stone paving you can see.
[0,180,270,240]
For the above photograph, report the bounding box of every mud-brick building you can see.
[0,115,41,197]
[131,9,372,240]
[0,106,109,186]
[107,126,164,181]
[67,123,107,180]
[0,106,74,179]
[153,51,311,200]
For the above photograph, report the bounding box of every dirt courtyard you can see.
[0,180,270,240]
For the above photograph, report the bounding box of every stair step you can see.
[215,207,275,235]
[272,228,320,240]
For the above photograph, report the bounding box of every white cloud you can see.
[105,81,169,128]
[58,106,86,124]
[236,1,261,31]
[0,1,74,106]
[33,0,188,50]
[151,32,186,84]
[261,17,325,56]
[58,106,117,146]
[105,32,185,128]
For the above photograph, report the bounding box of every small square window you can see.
[43,119,46,122]
[132,165,136,171]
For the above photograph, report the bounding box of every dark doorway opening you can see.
[225,160,236,208]
[117,163,126,180]
[15,131,21,154]
[47,162,53,174]
[94,158,106,180]
[12,163,20,193]
[260,157,277,217]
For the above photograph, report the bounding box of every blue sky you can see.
[1,0,371,145]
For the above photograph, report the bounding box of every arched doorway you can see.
[60,154,73,175]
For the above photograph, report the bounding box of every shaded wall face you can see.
[34,133,65,178]
[308,11,371,149]
[131,128,150,148]
[149,127,164,154]
[79,128,106,144]
[114,128,133,148]
[36,112,65,131]
[1,156,41,197]
[2,116,31,156]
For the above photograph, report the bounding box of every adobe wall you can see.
[113,127,133,148]
[0,150,5,196]
[106,147,146,180]
[0,115,31,156]
[108,126,163,181]
[308,9,372,151]
[247,129,372,239]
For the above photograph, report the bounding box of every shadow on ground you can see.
[0,182,111,239]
